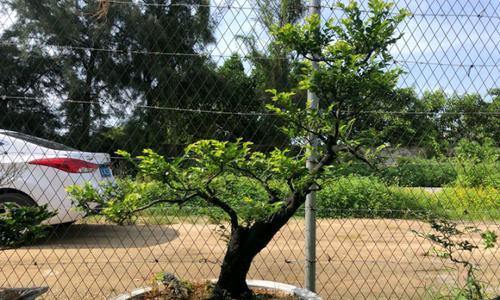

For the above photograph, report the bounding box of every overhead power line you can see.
[2,95,499,116]
[1,41,498,68]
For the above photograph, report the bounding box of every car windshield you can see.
[0,131,76,151]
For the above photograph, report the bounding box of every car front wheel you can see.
[0,192,35,213]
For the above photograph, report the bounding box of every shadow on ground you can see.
[36,223,179,249]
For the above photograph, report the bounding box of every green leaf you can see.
[481,231,497,249]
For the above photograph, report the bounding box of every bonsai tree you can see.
[69,1,410,298]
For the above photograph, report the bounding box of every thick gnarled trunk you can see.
[211,227,254,299]
[211,199,304,299]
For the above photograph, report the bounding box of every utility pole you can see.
[305,0,320,293]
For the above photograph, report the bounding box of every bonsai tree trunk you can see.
[211,227,255,299]
[211,199,304,299]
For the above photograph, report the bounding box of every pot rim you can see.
[245,279,323,300]
[109,279,323,300]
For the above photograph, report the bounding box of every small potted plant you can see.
[69,1,409,298]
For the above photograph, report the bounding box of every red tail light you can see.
[29,158,99,173]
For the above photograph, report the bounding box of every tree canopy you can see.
[69,1,412,299]
[0,0,496,155]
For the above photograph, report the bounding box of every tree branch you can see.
[346,145,377,171]
[231,164,279,203]
[303,54,335,67]
[129,192,200,215]
[203,164,226,197]
[287,115,328,144]
[200,193,239,231]
[286,177,295,193]
[359,47,376,66]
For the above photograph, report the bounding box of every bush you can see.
[0,204,56,248]
[87,175,498,222]
[315,176,498,220]
[329,158,457,187]
[428,186,500,220]
[68,179,174,225]
[454,138,499,188]
[382,157,457,187]
[316,175,428,218]
[454,162,499,188]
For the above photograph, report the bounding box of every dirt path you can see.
[0,219,498,299]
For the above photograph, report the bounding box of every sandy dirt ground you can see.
[1,219,498,299]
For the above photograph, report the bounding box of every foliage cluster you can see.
[330,157,458,187]
[0,204,56,249]
[71,174,499,224]
[68,179,171,225]
[453,138,499,188]
[71,140,308,227]
[1,0,498,159]
[329,138,499,189]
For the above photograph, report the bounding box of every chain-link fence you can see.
[0,0,499,299]
[1,211,498,299]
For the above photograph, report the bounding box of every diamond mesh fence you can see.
[0,0,499,299]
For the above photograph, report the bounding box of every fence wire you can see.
[0,0,499,299]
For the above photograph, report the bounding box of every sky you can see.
[1,0,499,99]
[208,0,500,98]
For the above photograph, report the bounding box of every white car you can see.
[0,130,114,224]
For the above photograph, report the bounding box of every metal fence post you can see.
[305,0,321,292]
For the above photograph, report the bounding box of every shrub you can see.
[382,157,457,187]
[68,179,173,225]
[454,138,499,188]
[329,158,458,187]
[427,187,500,220]
[121,177,498,221]
[315,176,498,220]
[0,204,56,249]
[316,175,428,218]
[413,218,497,299]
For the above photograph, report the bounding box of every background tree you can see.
[0,42,61,138]
[440,93,493,146]
[235,0,306,148]
[212,54,260,140]
[70,1,410,299]
[113,0,219,155]
[486,88,500,145]
[365,89,499,157]
[376,89,447,156]
[2,0,218,153]
[2,0,136,148]
[249,0,304,92]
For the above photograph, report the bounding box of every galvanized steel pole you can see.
[305,0,320,292]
